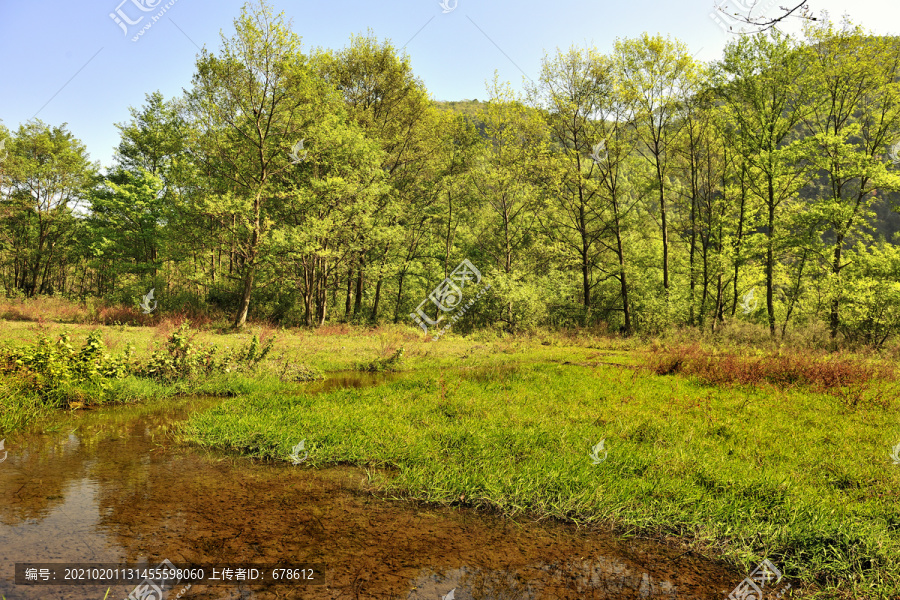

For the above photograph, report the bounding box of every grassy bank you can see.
[181,362,900,599]
[0,319,619,434]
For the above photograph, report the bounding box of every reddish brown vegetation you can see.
[648,344,895,395]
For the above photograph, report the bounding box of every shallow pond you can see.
[1,373,743,599]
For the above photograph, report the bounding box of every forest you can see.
[2,3,900,346]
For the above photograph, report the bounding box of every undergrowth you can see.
[0,323,278,407]
[648,344,896,407]
[356,347,405,372]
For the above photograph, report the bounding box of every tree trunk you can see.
[766,178,776,338]
[353,260,364,317]
[612,196,630,335]
[344,265,353,321]
[233,266,255,329]
[829,237,843,339]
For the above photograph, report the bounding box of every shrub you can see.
[357,347,404,372]
[0,331,134,405]
[137,323,277,382]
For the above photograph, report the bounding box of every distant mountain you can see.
[433,99,487,117]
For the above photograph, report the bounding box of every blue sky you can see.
[0,0,896,169]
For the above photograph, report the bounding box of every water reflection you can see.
[1,379,740,599]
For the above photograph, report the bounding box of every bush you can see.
[0,331,134,405]
[137,323,276,383]
[357,347,404,372]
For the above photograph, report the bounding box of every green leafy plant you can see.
[0,331,133,405]
[357,347,404,372]
[138,324,277,382]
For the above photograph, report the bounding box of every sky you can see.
[0,0,897,170]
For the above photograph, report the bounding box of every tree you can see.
[317,31,435,323]
[0,121,96,296]
[469,76,546,328]
[529,46,611,320]
[186,0,338,328]
[715,30,812,337]
[616,34,699,308]
[801,20,900,339]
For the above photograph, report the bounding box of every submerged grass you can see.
[181,363,900,599]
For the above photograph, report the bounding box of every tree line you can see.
[2,2,900,345]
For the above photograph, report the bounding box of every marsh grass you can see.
[649,344,895,408]
[182,363,900,599]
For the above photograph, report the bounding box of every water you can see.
[0,374,741,599]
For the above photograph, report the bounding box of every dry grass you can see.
[647,343,896,406]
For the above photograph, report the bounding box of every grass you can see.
[0,319,619,435]
[3,309,900,598]
[180,362,900,599]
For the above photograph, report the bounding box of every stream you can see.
[1,373,742,600]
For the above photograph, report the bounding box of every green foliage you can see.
[138,324,222,383]
[0,331,133,405]
[356,347,404,372]
[138,324,276,382]
[5,10,900,350]
[840,242,900,347]
[278,361,324,382]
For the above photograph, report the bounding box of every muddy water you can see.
[1,375,743,600]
